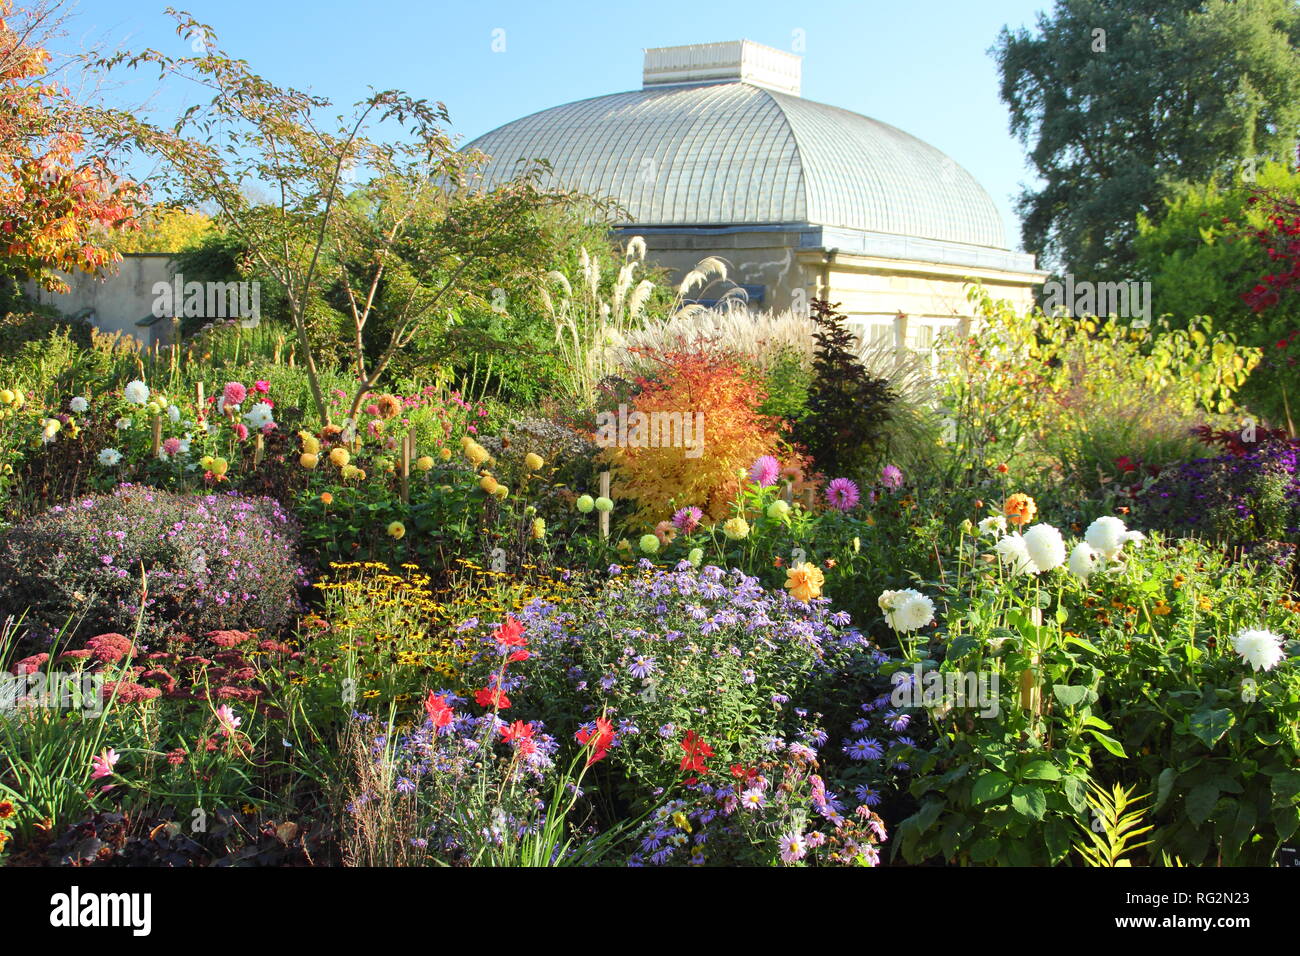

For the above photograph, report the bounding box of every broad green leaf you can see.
[972,771,1013,806]
[1021,760,1062,781]
[1011,784,1047,820]
[1186,782,1219,825]
[1052,684,1089,708]
[1188,707,1235,749]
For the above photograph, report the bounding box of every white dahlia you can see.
[1084,516,1146,561]
[1232,628,1286,673]
[123,380,150,405]
[1022,523,1066,573]
[1068,542,1100,583]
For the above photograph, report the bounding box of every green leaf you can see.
[1188,707,1235,749]
[1186,782,1220,826]
[1086,729,1128,758]
[1011,784,1047,820]
[1021,759,1062,781]
[1064,775,1088,813]
[972,771,1013,806]
[1052,684,1089,708]
[1271,772,1300,805]
[1155,768,1178,811]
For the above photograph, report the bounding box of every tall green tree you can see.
[995,0,1300,279]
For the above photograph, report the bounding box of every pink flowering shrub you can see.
[0,484,305,640]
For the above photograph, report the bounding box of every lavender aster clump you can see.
[451,560,905,864]
[1135,436,1299,557]
[0,484,304,640]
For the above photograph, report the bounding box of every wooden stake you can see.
[254,433,264,468]
[196,381,205,409]
[400,432,412,504]
[150,414,162,458]
[599,471,611,540]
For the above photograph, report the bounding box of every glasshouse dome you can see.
[464,40,1044,344]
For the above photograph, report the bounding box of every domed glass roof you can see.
[464,80,1007,249]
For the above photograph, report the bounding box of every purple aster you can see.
[844,737,884,760]
[749,455,781,487]
[825,477,860,511]
[629,655,657,678]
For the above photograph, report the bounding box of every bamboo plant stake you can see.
[150,414,162,458]
[599,471,611,540]
[400,432,413,504]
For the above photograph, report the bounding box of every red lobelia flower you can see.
[474,686,512,710]
[495,616,527,648]
[424,691,455,729]
[575,716,616,765]
[679,730,715,775]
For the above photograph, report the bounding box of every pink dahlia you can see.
[672,506,704,533]
[825,477,861,512]
[222,381,247,407]
[881,465,904,490]
[749,455,781,487]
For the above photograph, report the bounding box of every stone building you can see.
[464,40,1044,349]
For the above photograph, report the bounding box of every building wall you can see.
[24,254,175,346]
[628,227,1042,350]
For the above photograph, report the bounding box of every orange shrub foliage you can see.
[600,349,799,525]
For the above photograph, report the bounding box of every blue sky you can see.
[61,0,1052,251]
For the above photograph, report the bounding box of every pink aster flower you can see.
[672,506,704,533]
[91,748,119,782]
[749,455,781,487]
[216,704,241,737]
[779,832,807,863]
[222,381,247,407]
[881,464,903,490]
[825,477,861,511]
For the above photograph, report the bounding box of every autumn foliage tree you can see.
[0,0,139,291]
[602,348,799,525]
